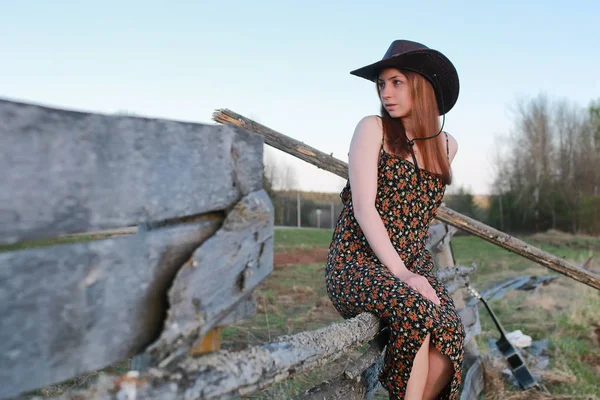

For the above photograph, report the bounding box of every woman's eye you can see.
[394,80,402,85]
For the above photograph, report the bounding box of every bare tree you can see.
[553,99,584,231]
[264,148,298,191]
[580,100,600,196]
[488,94,600,233]
[264,148,299,226]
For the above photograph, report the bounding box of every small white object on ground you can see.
[506,330,532,348]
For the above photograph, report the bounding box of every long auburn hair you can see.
[377,69,452,185]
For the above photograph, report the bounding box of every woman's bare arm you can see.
[348,116,409,276]
[348,115,440,304]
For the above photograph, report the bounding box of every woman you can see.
[325,40,465,400]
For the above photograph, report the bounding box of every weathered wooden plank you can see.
[458,303,478,329]
[460,304,481,346]
[462,333,482,371]
[0,99,263,245]
[43,313,382,400]
[213,108,349,181]
[146,190,274,366]
[214,108,600,291]
[294,339,385,400]
[429,225,458,271]
[136,313,383,399]
[219,292,257,327]
[0,218,221,399]
[460,359,484,400]
[444,278,468,298]
[436,264,477,282]
[428,229,482,387]
[39,270,474,400]
[426,223,456,253]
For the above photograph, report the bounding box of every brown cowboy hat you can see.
[350,40,459,115]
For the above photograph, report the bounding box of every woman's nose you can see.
[381,85,392,98]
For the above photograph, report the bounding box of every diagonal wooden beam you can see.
[212,108,600,292]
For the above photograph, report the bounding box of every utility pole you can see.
[316,209,322,229]
[297,191,301,228]
[330,202,335,229]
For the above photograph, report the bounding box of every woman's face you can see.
[377,68,413,118]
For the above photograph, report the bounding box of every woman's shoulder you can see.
[356,114,383,128]
[348,115,384,157]
[353,115,383,139]
[443,131,459,164]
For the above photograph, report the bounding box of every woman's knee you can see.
[428,345,453,371]
[422,346,454,400]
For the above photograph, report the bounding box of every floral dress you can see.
[325,136,465,399]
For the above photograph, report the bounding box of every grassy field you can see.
[226,227,600,399]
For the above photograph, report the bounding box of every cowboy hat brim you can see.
[350,49,459,115]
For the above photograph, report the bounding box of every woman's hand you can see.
[394,270,440,305]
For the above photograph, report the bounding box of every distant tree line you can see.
[485,95,600,234]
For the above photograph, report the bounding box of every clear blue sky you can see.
[2,0,598,194]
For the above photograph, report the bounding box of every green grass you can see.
[529,230,600,251]
[274,227,334,250]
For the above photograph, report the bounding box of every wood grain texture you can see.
[427,223,456,253]
[0,99,263,245]
[136,312,382,399]
[146,190,274,367]
[294,335,386,400]
[0,219,221,399]
[460,359,484,400]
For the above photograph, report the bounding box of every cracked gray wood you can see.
[426,223,456,253]
[0,219,221,399]
[293,337,385,400]
[121,312,382,400]
[460,359,484,400]
[146,190,274,365]
[0,99,263,245]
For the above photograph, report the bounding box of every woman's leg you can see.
[404,333,431,400]
[422,345,454,400]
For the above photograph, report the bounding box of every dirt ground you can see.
[273,247,329,270]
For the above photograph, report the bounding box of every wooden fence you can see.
[0,99,272,399]
[1,99,597,399]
